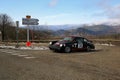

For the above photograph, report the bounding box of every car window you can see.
[84,38,88,42]
[76,38,83,42]
[75,38,83,48]
[63,37,73,41]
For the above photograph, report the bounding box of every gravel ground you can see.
[0,45,120,80]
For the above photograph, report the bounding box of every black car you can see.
[49,36,95,53]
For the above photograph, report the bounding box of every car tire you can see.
[86,46,91,51]
[64,46,71,53]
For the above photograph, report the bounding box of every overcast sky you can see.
[0,0,120,25]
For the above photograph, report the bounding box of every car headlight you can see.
[49,42,52,45]
[60,44,65,47]
[60,44,63,47]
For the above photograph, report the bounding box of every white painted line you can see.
[11,53,19,55]
[24,56,36,59]
[18,54,28,57]
[0,51,12,54]
[0,50,20,54]
[6,52,14,54]
[0,51,7,53]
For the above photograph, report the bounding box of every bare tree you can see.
[0,14,14,41]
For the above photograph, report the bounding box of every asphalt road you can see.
[0,45,120,80]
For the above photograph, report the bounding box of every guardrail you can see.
[0,39,120,46]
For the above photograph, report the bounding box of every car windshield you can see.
[63,37,73,42]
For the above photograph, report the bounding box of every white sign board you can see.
[22,18,39,25]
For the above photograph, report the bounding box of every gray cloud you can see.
[99,0,120,19]
[82,0,120,25]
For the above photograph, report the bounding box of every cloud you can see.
[49,0,58,7]
[99,0,120,18]
[96,0,120,24]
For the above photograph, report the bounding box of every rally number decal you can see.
[78,42,83,48]
[73,42,83,48]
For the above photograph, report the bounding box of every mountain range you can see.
[28,24,120,36]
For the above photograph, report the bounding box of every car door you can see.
[76,38,84,50]
[72,37,84,51]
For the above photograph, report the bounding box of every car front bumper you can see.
[49,45,65,52]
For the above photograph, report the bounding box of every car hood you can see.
[55,40,70,45]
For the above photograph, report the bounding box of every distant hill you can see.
[28,24,80,31]
[82,24,117,35]
[23,24,120,36]
[51,24,119,36]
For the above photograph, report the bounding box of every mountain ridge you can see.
[25,24,120,36]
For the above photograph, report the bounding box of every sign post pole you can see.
[26,15,31,47]
[16,21,19,48]
[22,15,39,47]
[27,24,29,42]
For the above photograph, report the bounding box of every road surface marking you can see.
[0,50,20,54]
[5,52,14,54]
[18,54,28,57]
[11,53,20,55]
[0,49,36,59]
[0,51,13,54]
[24,56,36,59]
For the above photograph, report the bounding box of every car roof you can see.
[68,36,84,39]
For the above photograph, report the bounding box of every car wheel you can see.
[86,46,91,51]
[64,46,71,53]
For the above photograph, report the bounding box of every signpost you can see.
[22,18,39,25]
[22,15,39,47]
[16,21,19,48]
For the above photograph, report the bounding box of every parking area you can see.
[0,44,120,80]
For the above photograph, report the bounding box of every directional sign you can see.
[22,18,39,25]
